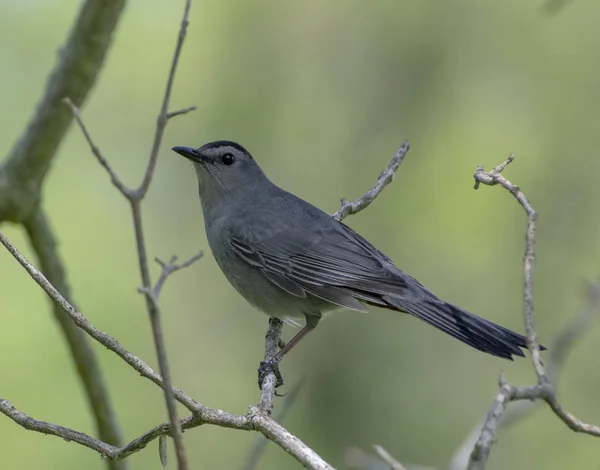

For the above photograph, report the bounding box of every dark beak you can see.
[171,146,201,161]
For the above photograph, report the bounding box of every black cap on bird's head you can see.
[172,140,253,164]
[172,140,267,199]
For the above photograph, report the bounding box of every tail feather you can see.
[382,295,537,359]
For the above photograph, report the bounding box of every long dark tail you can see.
[381,295,539,359]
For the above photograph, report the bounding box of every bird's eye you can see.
[221,153,235,165]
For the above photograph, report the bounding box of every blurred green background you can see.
[1,0,599,469]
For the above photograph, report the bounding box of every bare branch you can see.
[138,252,204,308]
[373,445,407,470]
[0,398,118,457]
[0,397,199,462]
[63,97,131,196]
[448,280,600,470]
[259,319,285,413]
[250,411,334,470]
[467,375,512,470]
[122,3,193,467]
[466,154,600,469]
[152,252,204,300]
[64,1,194,467]
[167,106,197,119]
[0,230,333,469]
[333,141,410,221]
[242,380,304,470]
[22,208,126,468]
[62,97,129,194]
[475,154,542,375]
[0,230,196,412]
[136,0,192,198]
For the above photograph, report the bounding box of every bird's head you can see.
[172,141,267,202]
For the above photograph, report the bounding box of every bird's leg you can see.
[258,314,320,390]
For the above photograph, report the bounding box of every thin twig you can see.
[65,1,194,468]
[0,398,117,457]
[124,4,193,467]
[373,445,407,470]
[475,154,542,375]
[152,252,204,301]
[333,141,410,221]
[63,97,131,196]
[242,380,304,470]
[0,230,333,469]
[466,154,600,470]
[167,106,197,119]
[136,0,192,198]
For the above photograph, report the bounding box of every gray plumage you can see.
[173,140,536,361]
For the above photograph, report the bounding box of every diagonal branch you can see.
[242,380,304,470]
[0,230,334,470]
[22,208,126,469]
[0,230,197,413]
[62,97,131,196]
[333,141,410,221]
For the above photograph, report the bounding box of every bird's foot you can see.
[258,358,284,390]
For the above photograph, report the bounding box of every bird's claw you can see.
[258,358,284,390]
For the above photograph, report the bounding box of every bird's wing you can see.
[229,224,407,312]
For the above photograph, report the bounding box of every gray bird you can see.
[172,141,537,388]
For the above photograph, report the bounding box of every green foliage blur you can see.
[1,1,599,469]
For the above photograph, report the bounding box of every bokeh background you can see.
[1,1,600,469]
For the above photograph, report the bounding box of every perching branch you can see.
[0,137,412,469]
[466,154,600,470]
[256,141,413,410]
[333,141,411,221]
[259,319,286,413]
[242,380,304,470]
[0,228,333,469]
[1,0,410,461]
